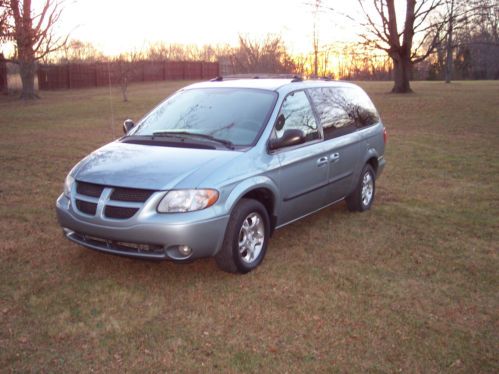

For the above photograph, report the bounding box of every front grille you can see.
[76,182,104,197]
[76,199,97,215]
[110,188,154,202]
[104,205,139,219]
[74,181,157,220]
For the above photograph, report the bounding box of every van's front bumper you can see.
[55,194,230,261]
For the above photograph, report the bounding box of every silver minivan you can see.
[56,78,386,273]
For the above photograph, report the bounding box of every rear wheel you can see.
[215,199,270,274]
[346,164,376,212]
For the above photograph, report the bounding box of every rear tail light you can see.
[383,127,387,144]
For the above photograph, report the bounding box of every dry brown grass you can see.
[0,80,498,372]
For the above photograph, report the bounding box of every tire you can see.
[346,164,376,212]
[215,198,270,274]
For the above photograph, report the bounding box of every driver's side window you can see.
[274,91,320,143]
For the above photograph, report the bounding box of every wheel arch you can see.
[224,177,280,235]
[364,147,380,177]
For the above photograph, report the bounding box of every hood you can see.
[74,141,241,190]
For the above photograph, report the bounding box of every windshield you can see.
[131,88,277,147]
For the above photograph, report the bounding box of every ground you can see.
[0,80,498,372]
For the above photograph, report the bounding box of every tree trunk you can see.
[391,56,413,93]
[445,0,455,83]
[121,78,128,102]
[313,48,318,78]
[0,53,7,94]
[120,62,128,102]
[19,60,39,100]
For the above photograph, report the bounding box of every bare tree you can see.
[0,1,9,40]
[6,0,68,99]
[358,0,445,93]
[431,0,477,82]
[428,0,498,81]
[0,3,11,93]
[312,0,321,78]
[59,39,105,63]
[116,50,143,102]
[233,35,296,74]
[0,2,9,93]
[454,0,498,79]
[444,0,456,82]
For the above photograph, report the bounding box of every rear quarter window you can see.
[308,86,380,140]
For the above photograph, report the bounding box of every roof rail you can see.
[209,74,305,82]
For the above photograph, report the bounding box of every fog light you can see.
[63,228,74,236]
[178,245,192,256]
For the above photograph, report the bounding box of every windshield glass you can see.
[132,88,277,147]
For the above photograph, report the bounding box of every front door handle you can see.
[330,153,340,163]
[317,156,328,167]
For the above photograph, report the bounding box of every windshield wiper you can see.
[152,131,235,150]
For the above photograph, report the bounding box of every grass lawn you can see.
[0,80,498,372]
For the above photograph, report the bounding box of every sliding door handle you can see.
[317,156,328,167]
[330,153,340,163]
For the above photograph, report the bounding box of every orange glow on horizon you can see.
[22,0,362,58]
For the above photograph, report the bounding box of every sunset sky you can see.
[50,0,363,56]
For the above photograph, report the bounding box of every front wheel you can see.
[215,199,270,274]
[346,164,376,212]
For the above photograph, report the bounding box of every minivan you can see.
[56,77,386,273]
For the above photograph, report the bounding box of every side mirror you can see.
[123,119,135,134]
[269,129,306,150]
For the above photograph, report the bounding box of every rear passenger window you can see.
[275,90,320,143]
[309,87,379,140]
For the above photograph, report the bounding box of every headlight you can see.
[64,175,75,197]
[157,189,219,213]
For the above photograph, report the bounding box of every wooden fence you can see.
[37,61,219,90]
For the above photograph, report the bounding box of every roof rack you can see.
[210,74,304,82]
